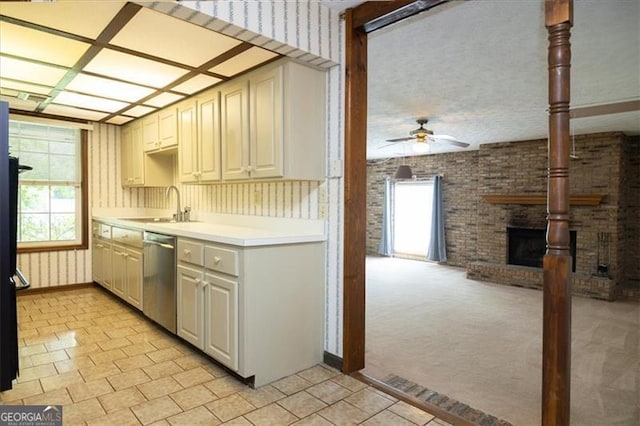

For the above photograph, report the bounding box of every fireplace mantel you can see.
[480,194,605,206]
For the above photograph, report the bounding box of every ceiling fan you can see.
[385,118,470,153]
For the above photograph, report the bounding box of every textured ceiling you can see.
[365,0,640,159]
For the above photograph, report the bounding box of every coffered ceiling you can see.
[0,1,280,125]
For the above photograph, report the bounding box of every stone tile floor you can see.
[0,286,451,425]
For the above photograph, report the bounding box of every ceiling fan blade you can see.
[385,136,414,142]
[431,134,470,148]
[377,142,401,149]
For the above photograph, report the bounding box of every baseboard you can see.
[16,281,97,296]
[323,351,343,371]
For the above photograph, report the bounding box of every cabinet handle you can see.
[195,277,201,286]
[240,166,246,173]
[96,244,103,248]
[246,165,254,172]
[123,253,129,258]
[202,281,208,290]
[213,256,221,264]
[184,249,191,256]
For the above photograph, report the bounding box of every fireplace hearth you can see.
[507,227,576,272]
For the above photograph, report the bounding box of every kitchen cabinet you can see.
[92,223,113,290]
[178,94,221,183]
[220,59,326,181]
[177,239,238,370]
[177,264,204,348]
[121,121,173,188]
[121,122,144,186]
[143,109,178,153]
[92,221,143,311]
[112,244,143,310]
[175,236,323,384]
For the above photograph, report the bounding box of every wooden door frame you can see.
[342,1,573,423]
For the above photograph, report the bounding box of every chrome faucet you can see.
[165,185,181,221]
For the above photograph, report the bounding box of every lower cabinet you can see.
[92,238,112,291]
[112,245,143,310]
[92,221,143,311]
[177,261,238,371]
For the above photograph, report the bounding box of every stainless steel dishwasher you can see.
[143,232,176,333]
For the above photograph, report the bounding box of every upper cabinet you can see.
[121,119,173,188]
[220,59,326,181]
[122,58,326,186]
[178,93,222,184]
[143,109,178,153]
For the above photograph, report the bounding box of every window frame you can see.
[15,128,88,254]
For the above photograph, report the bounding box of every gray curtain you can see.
[378,177,393,256]
[427,175,447,262]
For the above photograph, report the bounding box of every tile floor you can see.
[1,286,450,425]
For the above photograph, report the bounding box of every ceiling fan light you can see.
[412,142,430,154]
[394,165,413,180]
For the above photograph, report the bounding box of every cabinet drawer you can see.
[112,227,143,248]
[178,239,204,266]
[204,245,239,277]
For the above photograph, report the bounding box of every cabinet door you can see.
[177,264,204,349]
[178,100,199,183]
[204,273,238,370]
[142,114,159,152]
[250,66,283,179]
[92,240,103,284]
[159,108,178,149]
[112,245,126,298]
[198,92,221,181]
[121,126,133,186]
[221,80,249,180]
[102,243,113,290]
[130,122,144,186]
[125,248,143,310]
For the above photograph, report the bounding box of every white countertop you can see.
[92,210,326,247]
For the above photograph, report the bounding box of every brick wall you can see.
[366,132,639,298]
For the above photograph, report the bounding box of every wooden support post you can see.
[343,9,368,374]
[543,1,573,424]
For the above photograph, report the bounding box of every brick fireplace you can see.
[367,132,640,301]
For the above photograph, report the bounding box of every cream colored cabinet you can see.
[112,227,144,310]
[142,113,159,152]
[220,80,249,181]
[112,244,126,299]
[177,99,199,183]
[121,120,173,188]
[177,238,238,370]
[124,248,143,310]
[121,122,144,186]
[177,264,205,348]
[178,94,221,183]
[197,92,221,181]
[145,109,178,152]
[220,59,326,181]
[92,222,113,290]
[204,272,238,370]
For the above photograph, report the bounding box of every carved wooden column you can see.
[543,1,573,424]
[343,8,367,373]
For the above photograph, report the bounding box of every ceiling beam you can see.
[570,99,640,119]
[351,0,451,33]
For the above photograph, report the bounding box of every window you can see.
[8,118,88,252]
[393,181,434,257]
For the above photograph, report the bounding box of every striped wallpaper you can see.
[18,2,346,357]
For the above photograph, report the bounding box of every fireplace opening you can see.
[507,227,576,272]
